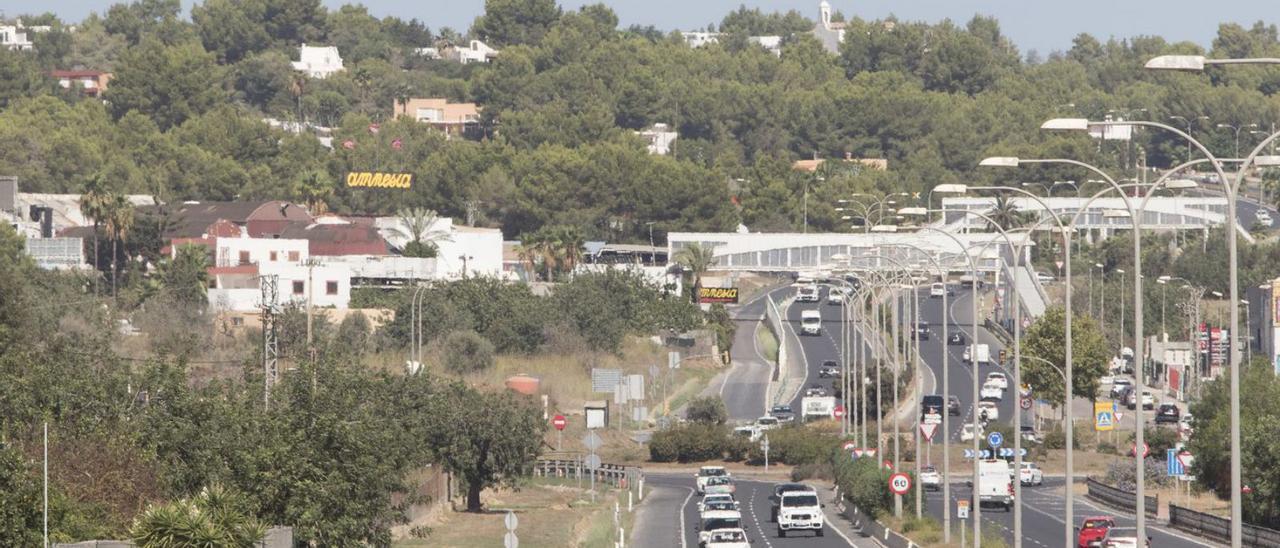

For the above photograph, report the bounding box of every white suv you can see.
[696,466,729,494]
[1019,462,1044,486]
[777,491,824,538]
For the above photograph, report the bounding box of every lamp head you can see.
[932,183,968,194]
[1041,118,1091,131]
[1254,155,1280,167]
[897,207,928,217]
[979,156,1020,168]
[1145,55,1206,71]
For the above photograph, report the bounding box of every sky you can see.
[11,0,1280,55]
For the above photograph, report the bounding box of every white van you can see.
[976,459,1014,511]
[800,310,822,335]
[796,284,820,302]
[930,283,946,298]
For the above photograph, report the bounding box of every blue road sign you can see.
[980,450,992,459]
[988,431,1004,448]
[963,449,975,459]
[1167,449,1184,476]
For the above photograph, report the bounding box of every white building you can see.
[680,32,782,56]
[681,31,721,48]
[636,123,679,155]
[748,36,783,57]
[813,1,847,54]
[456,40,498,64]
[292,44,344,79]
[187,236,355,312]
[0,25,34,51]
[375,216,504,279]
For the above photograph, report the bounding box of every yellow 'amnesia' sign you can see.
[698,287,739,304]
[346,171,413,189]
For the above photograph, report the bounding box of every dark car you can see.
[770,405,795,422]
[948,395,962,416]
[1154,403,1181,425]
[948,332,966,346]
[819,360,839,378]
[922,394,945,417]
[914,322,930,340]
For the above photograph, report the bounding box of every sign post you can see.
[957,499,970,547]
[762,434,770,472]
[552,414,566,451]
[583,431,603,502]
[1094,401,1116,432]
[503,511,519,548]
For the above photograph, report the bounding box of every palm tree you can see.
[389,207,451,258]
[673,242,717,302]
[130,484,265,548]
[987,195,1032,230]
[79,177,112,295]
[555,226,586,277]
[105,195,135,298]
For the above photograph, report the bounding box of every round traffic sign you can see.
[834,404,845,419]
[585,454,603,470]
[1020,396,1033,410]
[1133,442,1150,458]
[582,431,603,451]
[552,415,567,431]
[889,472,911,495]
[987,431,1004,448]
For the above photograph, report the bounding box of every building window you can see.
[326,281,338,295]
[269,251,278,261]
[238,251,251,265]
[288,251,300,262]
[293,281,304,295]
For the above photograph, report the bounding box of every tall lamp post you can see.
[1170,115,1209,163]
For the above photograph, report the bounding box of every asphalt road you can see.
[715,285,795,422]
[643,473,857,548]
[922,478,1212,548]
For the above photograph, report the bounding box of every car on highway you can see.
[819,360,839,378]
[1019,462,1044,486]
[1180,413,1194,432]
[704,476,736,496]
[698,509,745,547]
[769,405,794,422]
[777,490,824,538]
[1020,425,1039,444]
[949,395,962,416]
[696,466,730,494]
[703,528,750,548]
[756,415,781,431]
[961,422,980,442]
[986,372,1009,390]
[930,283,946,298]
[1036,271,1056,283]
[770,483,816,521]
[1257,210,1273,226]
[948,332,966,345]
[701,499,739,517]
[1099,526,1150,548]
[1125,390,1154,411]
[1155,403,1181,425]
[805,384,827,397]
[978,401,999,422]
[826,287,848,305]
[800,309,822,335]
[975,459,1015,511]
[698,493,739,513]
[980,382,1004,401]
[922,394,945,417]
[796,284,820,303]
[733,425,762,442]
[1076,516,1117,548]
[1110,378,1133,399]
[914,321,930,340]
[921,466,942,490]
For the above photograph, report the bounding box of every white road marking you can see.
[677,485,695,548]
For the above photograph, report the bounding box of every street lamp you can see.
[1217,123,1259,158]
[1170,115,1210,163]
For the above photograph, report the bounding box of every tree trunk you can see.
[466,482,483,512]
[111,237,118,298]
[92,223,100,295]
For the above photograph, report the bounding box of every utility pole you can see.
[261,275,280,410]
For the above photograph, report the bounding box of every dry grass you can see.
[398,479,627,548]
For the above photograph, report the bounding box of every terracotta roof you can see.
[278,222,389,256]
[139,201,312,239]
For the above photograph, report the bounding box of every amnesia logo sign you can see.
[698,287,739,304]
[346,171,413,189]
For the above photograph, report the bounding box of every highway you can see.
[641,473,862,548]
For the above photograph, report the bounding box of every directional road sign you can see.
[920,422,939,442]
[997,448,1028,458]
[1167,449,1184,476]
[987,431,1004,448]
[889,473,912,495]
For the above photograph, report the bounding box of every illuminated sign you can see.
[698,287,739,304]
[345,171,413,189]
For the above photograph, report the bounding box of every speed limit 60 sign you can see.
[889,472,911,495]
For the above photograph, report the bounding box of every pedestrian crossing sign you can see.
[1095,401,1116,432]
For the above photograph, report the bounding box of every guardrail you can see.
[839,503,913,548]
[1169,504,1280,547]
[1085,477,1158,518]
[532,457,641,489]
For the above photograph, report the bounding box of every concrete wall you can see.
[210,237,309,267]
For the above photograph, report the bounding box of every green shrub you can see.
[791,462,834,482]
[647,423,730,462]
[443,330,496,373]
[754,426,840,465]
[1044,425,1081,450]
[686,396,728,425]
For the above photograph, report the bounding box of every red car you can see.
[1077,516,1117,548]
